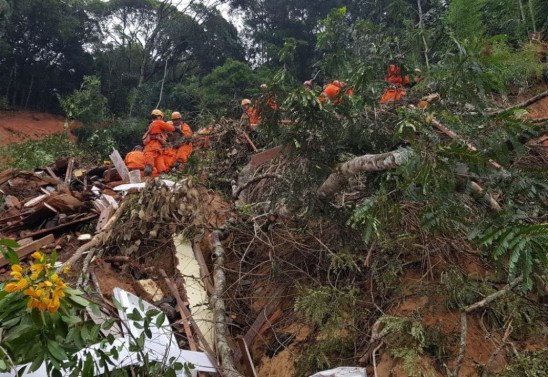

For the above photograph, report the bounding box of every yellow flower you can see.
[30,264,44,274]
[53,287,65,299]
[16,278,30,290]
[47,298,60,313]
[27,298,40,310]
[5,283,20,293]
[31,251,45,261]
[50,274,59,282]
[30,273,39,280]
[63,266,71,273]
[10,270,23,280]
[11,264,23,273]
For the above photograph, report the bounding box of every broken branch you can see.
[233,174,283,199]
[317,149,414,199]
[490,90,548,115]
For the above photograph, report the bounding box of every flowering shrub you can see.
[5,251,70,313]
[0,241,93,374]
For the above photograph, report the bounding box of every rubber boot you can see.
[144,164,153,177]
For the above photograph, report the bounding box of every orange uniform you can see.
[143,119,175,174]
[242,106,261,129]
[320,81,353,104]
[380,64,410,105]
[163,122,193,168]
[125,150,156,176]
[175,122,193,163]
[124,150,146,170]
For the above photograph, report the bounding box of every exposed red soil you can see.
[526,95,548,119]
[0,110,78,146]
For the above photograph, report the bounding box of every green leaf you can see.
[61,315,82,325]
[29,352,45,372]
[82,353,94,377]
[155,312,166,328]
[0,246,19,266]
[47,340,68,361]
[101,319,116,330]
[67,294,89,307]
[0,239,19,249]
[127,308,143,321]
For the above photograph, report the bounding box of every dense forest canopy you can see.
[0,0,546,119]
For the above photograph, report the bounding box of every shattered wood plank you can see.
[237,337,258,377]
[192,242,214,296]
[174,235,215,349]
[0,168,16,186]
[45,167,62,183]
[128,170,141,184]
[233,285,287,363]
[23,194,49,208]
[96,204,113,232]
[45,193,85,213]
[64,158,75,184]
[0,234,55,267]
[22,213,98,239]
[159,269,198,352]
[109,149,130,182]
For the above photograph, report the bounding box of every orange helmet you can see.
[151,109,164,118]
[387,65,400,75]
[241,99,252,106]
[171,111,182,120]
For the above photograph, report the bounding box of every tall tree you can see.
[0,0,97,112]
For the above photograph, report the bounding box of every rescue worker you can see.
[124,145,152,176]
[240,99,261,130]
[320,80,353,104]
[142,109,177,176]
[303,80,314,90]
[380,64,410,105]
[170,111,193,168]
[259,83,279,111]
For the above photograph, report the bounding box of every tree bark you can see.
[317,149,414,199]
[211,230,244,377]
[417,0,430,69]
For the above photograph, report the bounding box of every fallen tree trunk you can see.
[211,230,244,377]
[317,149,414,199]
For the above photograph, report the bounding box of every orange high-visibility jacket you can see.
[321,82,353,104]
[243,107,261,128]
[124,151,146,170]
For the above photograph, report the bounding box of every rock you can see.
[134,279,164,302]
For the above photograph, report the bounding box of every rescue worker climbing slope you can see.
[143,109,176,176]
[240,99,261,130]
[320,80,353,104]
[380,64,410,105]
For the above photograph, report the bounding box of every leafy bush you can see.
[496,350,548,377]
[0,134,84,171]
[59,76,109,126]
